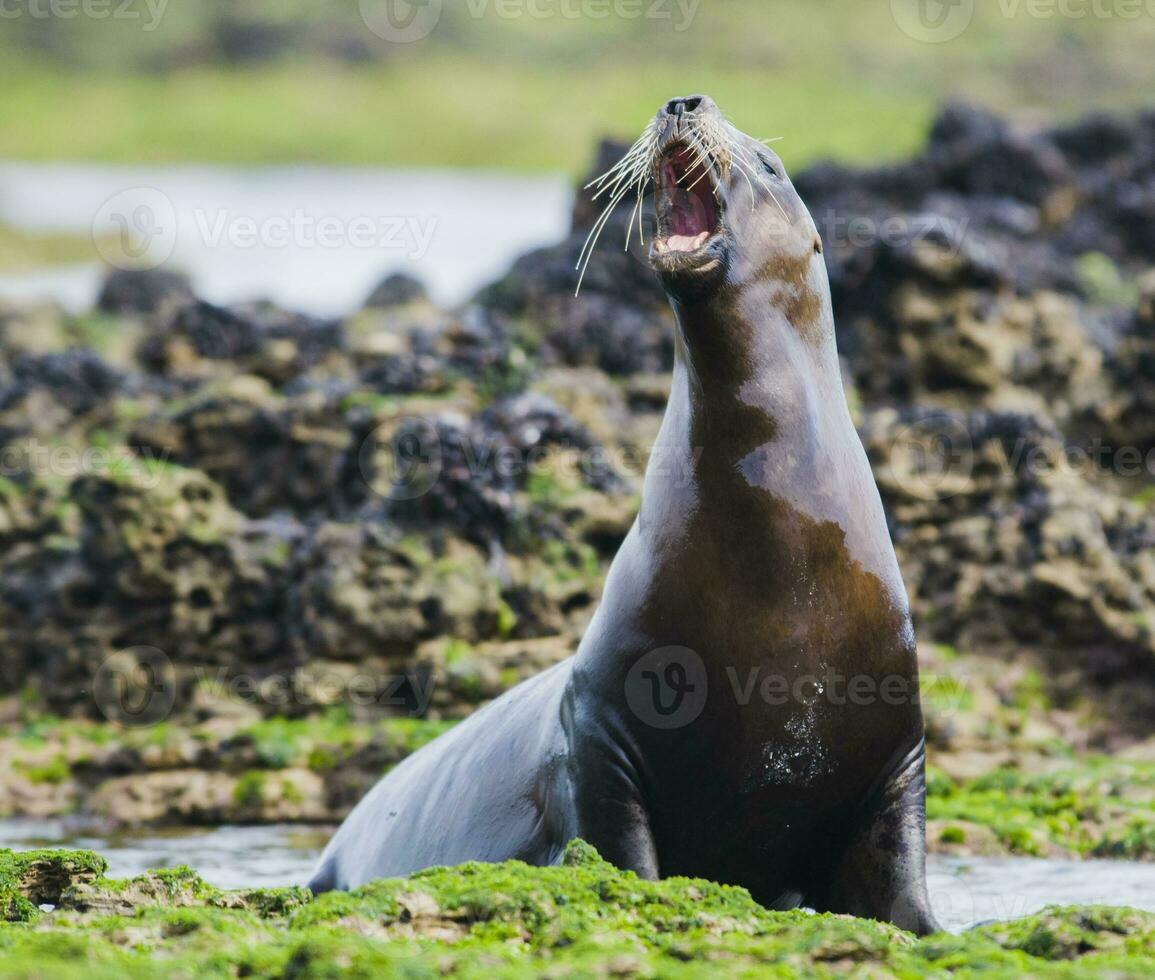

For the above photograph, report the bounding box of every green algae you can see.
[232,771,267,809]
[927,759,1155,860]
[939,826,968,845]
[0,842,1153,978]
[1074,252,1141,308]
[11,754,71,786]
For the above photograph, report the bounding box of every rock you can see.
[140,300,262,369]
[863,407,1155,720]
[0,303,72,358]
[474,141,673,377]
[1080,302,1155,454]
[359,392,624,549]
[847,286,1106,419]
[442,306,533,393]
[363,272,429,309]
[795,104,1155,429]
[138,299,345,385]
[236,301,346,383]
[288,522,504,664]
[539,291,673,376]
[532,367,635,449]
[6,348,123,417]
[3,843,1155,973]
[5,100,1155,780]
[89,769,238,825]
[211,11,297,65]
[925,103,1074,207]
[128,376,358,518]
[96,268,194,316]
[480,390,623,494]
[926,820,1002,857]
[356,347,448,395]
[417,635,573,717]
[0,849,106,919]
[0,461,297,715]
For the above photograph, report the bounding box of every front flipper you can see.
[813,741,942,936]
[575,794,660,879]
[567,732,660,879]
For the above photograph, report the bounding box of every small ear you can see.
[813,237,824,255]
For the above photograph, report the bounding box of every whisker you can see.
[585,124,658,193]
[575,121,666,295]
[728,152,760,216]
[578,183,632,268]
[586,134,652,184]
[592,165,643,205]
[590,145,651,188]
[578,113,779,296]
[682,135,714,191]
[682,126,720,198]
[626,171,650,250]
[685,158,716,194]
[589,150,650,200]
[576,180,637,296]
[591,156,655,213]
[579,176,636,259]
[623,170,650,250]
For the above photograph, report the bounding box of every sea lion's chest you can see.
[632,651,919,798]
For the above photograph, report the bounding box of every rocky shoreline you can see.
[1,842,1154,977]
[2,102,1155,865]
[2,660,1154,863]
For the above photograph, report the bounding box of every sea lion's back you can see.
[308,658,574,891]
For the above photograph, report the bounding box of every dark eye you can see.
[761,157,780,178]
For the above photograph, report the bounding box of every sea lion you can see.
[309,94,941,936]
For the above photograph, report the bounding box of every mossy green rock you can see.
[0,842,1153,977]
[0,848,107,921]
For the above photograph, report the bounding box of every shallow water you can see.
[0,163,572,315]
[925,854,1155,932]
[2,819,1153,933]
[0,819,325,891]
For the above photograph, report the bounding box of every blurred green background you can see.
[2,0,1155,172]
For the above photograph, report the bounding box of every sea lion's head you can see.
[581,95,823,307]
[647,94,821,303]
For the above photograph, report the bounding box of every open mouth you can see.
[652,143,724,265]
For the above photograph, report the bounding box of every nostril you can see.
[665,96,704,117]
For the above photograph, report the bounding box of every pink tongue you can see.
[668,232,708,252]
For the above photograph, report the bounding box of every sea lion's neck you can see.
[669,275,845,448]
[641,276,908,600]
